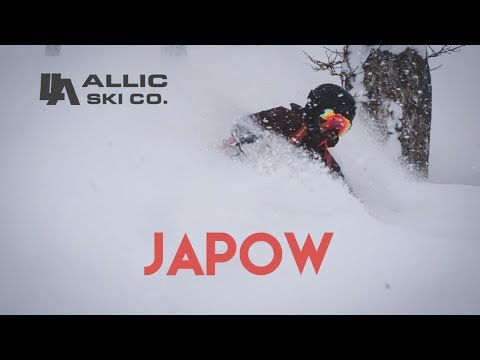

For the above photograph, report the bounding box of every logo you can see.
[144,232,333,276]
[40,73,80,105]
[40,73,168,106]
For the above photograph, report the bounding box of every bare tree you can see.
[305,45,464,179]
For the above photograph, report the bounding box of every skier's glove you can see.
[326,135,339,148]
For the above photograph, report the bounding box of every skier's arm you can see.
[311,143,345,179]
[326,152,344,179]
[248,106,303,138]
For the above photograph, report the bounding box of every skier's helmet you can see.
[304,83,356,125]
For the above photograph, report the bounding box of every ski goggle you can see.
[320,109,351,137]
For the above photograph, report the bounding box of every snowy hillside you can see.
[0,45,479,314]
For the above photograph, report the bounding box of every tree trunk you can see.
[346,46,432,178]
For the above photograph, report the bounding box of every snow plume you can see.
[0,45,479,314]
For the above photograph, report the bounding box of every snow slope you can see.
[0,45,479,314]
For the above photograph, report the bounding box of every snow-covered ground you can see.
[0,45,479,314]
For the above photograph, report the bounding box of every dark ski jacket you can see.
[248,103,344,178]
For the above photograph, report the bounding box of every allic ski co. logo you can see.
[40,73,168,105]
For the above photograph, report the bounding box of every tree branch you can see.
[305,45,465,81]
[430,64,443,71]
[427,45,465,59]
[303,46,360,85]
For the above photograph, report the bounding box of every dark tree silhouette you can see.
[305,45,464,179]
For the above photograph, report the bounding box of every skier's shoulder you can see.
[269,102,303,114]
[289,103,303,113]
[252,103,303,119]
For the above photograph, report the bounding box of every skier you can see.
[223,83,356,179]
